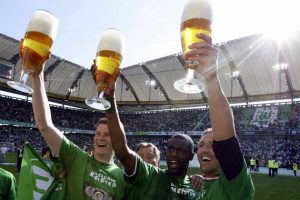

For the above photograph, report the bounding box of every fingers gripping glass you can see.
[7,9,59,94]
[85,28,125,110]
[174,0,212,94]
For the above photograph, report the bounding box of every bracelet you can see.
[106,97,116,113]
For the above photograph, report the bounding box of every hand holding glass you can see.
[7,9,59,94]
[174,0,212,94]
[85,29,125,110]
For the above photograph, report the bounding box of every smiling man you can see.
[135,142,161,167]
[104,34,227,200]
[31,61,128,199]
[183,33,255,200]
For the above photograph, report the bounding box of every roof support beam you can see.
[283,69,294,100]
[44,59,63,80]
[66,69,85,99]
[120,74,140,104]
[221,46,249,104]
[9,53,19,65]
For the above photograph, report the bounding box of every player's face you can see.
[137,146,159,167]
[166,137,193,176]
[93,123,113,158]
[197,132,220,176]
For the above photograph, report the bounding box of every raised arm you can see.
[31,69,63,155]
[185,33,235,141]
[106,98,136,174]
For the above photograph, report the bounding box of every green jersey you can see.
[197,161,254,200]
[0,168,17,200]
[126,155,200,200]
[59,137,127,200]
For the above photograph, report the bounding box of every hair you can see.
[171,133,194,153]
[135,142,160,161]
[42,146,50,157]
[198,128,213,144]
[95,118,108,128]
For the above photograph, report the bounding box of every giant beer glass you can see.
[7,10,59,94]
[174,0,212,94]
[85,29,125,110]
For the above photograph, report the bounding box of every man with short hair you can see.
[103,34,226,200]
[30,61,128,199]
[185,33,254,199]
[135,142,160,167]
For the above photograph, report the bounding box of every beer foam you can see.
[181,0,213,22]
[98,29,125,54]
[26,10,59,41]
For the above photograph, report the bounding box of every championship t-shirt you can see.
[125,155,200,200]
[59,137,128,200]
[196,161,254,200]
[0,168,17,200]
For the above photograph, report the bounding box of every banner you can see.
[17,143,58,200]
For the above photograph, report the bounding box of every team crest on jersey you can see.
[84,182,112,200]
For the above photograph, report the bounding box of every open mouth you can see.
[169,160,179,168]
[202,156,212,162]
[97,143,106,148]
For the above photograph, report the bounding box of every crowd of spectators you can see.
[1,95,300,165]
[1,96,300,133]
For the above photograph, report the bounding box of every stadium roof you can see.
[1,32,300,112]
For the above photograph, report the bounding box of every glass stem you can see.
[185,69,195,83]
[98,91,104,98]
[20,72,30,85]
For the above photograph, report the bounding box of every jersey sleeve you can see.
[124,154,159,186]
[214,137,254,199]
[213,136,244,180]
[59,137,87,169]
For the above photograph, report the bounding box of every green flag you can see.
[17,143,58,200]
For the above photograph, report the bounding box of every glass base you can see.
[85,97,111,111]
[174,78,205,94]
[7,81,33,94]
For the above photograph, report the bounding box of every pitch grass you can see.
[187,167,300,200]
[2,153,300,200]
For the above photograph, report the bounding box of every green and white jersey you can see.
[196,161,254,200]
[126,155,200,200]
[0,168,17,200]
[60,137,128,200]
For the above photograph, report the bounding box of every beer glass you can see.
[7,10,59,94]
[174,0,212,94]
[85,28,125,110]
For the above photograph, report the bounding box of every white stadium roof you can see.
[1,32,300,112]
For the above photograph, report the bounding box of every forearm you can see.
[206,76,235,141]
[106,99,136,172]
[31,73,63,155]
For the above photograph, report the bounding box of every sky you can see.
[1,0,300,69]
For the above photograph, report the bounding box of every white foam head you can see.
[26,9,59,41]
[97,28,125,54]
[181,0,213,22]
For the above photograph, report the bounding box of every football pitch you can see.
[1,153,300,200]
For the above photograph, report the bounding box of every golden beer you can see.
[181,0,212,53]
[21,31,53,73]
[174,0,213,94]
[181,18,211,52]
[7,9,59,94]
[21,10,58,73]
[95,28,124,92]
[95,50,122,92]
[85,28,124,110]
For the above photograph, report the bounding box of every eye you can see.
[167,146,175,152]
